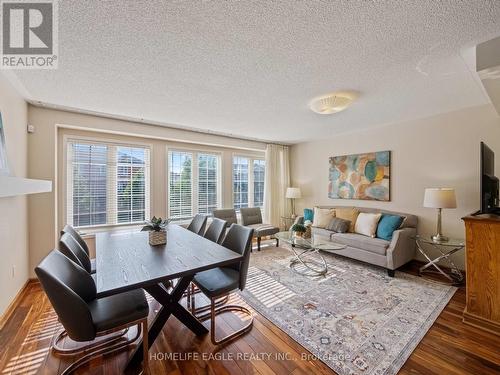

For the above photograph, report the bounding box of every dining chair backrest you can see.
[61,224,89,256]
[187,214,208,235]
[213,209,237,227]
[59,232,92,274]
[35,250,97,341]
[221,224,254,291]
[203,218,227,244]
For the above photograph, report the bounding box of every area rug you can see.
[239,247,456,375]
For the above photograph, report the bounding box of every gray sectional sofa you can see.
[296,206,417,276]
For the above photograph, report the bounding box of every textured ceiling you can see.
[7,0,500,143]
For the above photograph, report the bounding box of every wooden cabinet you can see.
[462,214,500,335]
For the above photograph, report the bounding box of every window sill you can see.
[77,223,144,237]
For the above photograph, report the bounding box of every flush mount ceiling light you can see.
[309,92,356,114]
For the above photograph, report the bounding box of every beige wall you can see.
[0,74,29,316]
[290,104,500,269]
[28,106,265,276]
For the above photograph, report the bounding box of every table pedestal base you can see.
[125,275,208,371]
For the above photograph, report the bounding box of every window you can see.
[67,140,150,228]
[198,154,219,215]
[232,156,265,209]
[116,147,148,224]
[168,151,193,220]
[253,159,265,208]
[168,150,220,220]
[233,156,249,209]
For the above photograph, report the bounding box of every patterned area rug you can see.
[239,246,456,375]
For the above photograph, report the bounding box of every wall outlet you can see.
[11,265,15,278]
[27,124,35,133]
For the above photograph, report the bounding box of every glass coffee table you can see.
[274,231,346,276]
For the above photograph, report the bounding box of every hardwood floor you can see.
[0,261,499,375]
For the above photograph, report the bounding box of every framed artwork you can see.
[328,150,390,201]
[0,113,9,176]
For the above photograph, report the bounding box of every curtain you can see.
[263,144,290,228]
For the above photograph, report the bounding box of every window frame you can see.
[232,153,266,210]
[62,135,153,230]
[166,146,222,222]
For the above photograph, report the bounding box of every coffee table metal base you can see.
[289,245,328,276]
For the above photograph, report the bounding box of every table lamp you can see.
[286,187,302,218]
[423,188,457,242]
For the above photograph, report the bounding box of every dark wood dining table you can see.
[95,224,243,370]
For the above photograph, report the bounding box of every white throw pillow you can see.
[312,207,335,228]
[355,213,382,237]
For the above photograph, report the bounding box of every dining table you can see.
[95,224,243,371]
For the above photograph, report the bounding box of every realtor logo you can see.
[1,0,58,69]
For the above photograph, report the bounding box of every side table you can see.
[281,216,296,231]
[414,235,465,284]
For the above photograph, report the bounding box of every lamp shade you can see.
[423,188,457,208]
[286,187,302,199]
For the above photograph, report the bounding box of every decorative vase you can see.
[149,230,166,246]
[304,225,312,239]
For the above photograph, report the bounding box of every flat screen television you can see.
[480,142,500,215]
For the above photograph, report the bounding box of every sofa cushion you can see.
[355,213,382,238]
[377,214,404,240]
[335,207,360,232]
[325,217,350,233]
[246,223,279,237]
[312,207,335,228]
[331,233,390,255]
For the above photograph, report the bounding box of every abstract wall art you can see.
[328,151,390,201]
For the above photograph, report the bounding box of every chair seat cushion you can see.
[90,258,96,274]
[89,289,149,332]
[246,223,279,237]
[331,233,390,255]
[193,267,240,298]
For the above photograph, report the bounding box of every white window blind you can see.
[168,151,193,220]
[66,140,150,228]
[233,156,265,209]
[168,150,220,220]
[198,153,219,215]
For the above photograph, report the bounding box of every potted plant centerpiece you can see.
[142,216,170,246]
[291,223,307,238]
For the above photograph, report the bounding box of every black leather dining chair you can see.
[189,224,254,345]
[187,214,208,235]
[59,232,93,275]
[186,217,229,309]
[35,250,149,374]
[61,224,96,273]
[203,218,227,244]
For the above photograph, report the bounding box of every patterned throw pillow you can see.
[325,217,351,233]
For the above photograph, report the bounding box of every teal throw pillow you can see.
[376,214,404,241]
[303,208,314,222]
